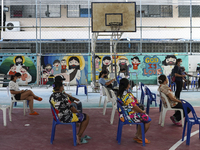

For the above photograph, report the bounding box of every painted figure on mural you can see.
[19,66,32,85]
[95,55,101,72]
[102,56,111,73]
[14,56,24,72]
[162,55,177,76]
[7,64,17,75]
[117,56,129,75]
[52,60,61,75]
[68,57,81,85]
[131,56,141,70]
[61,59,67,73]
[44,64,53,75]
[40,71,48,85]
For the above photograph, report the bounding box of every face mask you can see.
[180,63,182,66]
[62,90,65,93]
[104,75,108,78]
[16,79,20,82]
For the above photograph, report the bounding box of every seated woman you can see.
[118,68,135,88]
[9,72,43,115]
[54,75,83,113]
[158,74,191,126]
[117,78,151,144]
[49,82,89,144]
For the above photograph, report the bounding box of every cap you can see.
[55,75,66,82]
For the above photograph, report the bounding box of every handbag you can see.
[137,103,145,111]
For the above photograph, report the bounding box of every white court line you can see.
[169,130,199,150]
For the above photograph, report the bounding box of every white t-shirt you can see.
[9,81,20,96]
[119,73,129,79]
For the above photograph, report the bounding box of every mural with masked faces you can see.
[162,55,177,76]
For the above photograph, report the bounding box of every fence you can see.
[0,0,200,85]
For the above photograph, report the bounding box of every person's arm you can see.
[167,92,182,103]
[175,73,185,77]
[105,79,115,86]
[132,105,146,113]
[66,93,80,101]
[10,90,25,95]
[70,106,79,113]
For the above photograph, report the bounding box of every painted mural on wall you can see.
[162,55,177,76]
[89,53,188,84]
[0,55,37,85]
[41,55,88,85]
[142,55,163,77]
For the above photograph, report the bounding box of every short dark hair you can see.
[15,56,23,63]
[10,64,14,68]
[120,68,126,72]
[21,66,29,71]
[61,59,66,62]
[11,72,21,80]
[95,55,101,59]
[131,56,140,62]
[53,60,60,65]
[53,82,63,91]
[99,70,107,78]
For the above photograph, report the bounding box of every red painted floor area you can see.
[0,108,199,150]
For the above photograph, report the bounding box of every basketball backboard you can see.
[92,2,136,32]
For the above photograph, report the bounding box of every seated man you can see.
[54,75,82,113]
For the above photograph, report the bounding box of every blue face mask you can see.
[16,79,20,82]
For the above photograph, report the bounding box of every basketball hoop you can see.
[109,22,122,32]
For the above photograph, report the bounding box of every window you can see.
[10,5,60,18]
[136,5,173,17]
[179,5,200,17]
[67,5,91,18]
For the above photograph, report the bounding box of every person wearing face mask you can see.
[9,73,43,115]
[53,75,82,113]
[158,75,191,126]
[49,82,90,144]
[173,59,186,99]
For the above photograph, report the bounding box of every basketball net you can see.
[109,22,121,32]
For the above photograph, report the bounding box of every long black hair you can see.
[99,70,107,79]
[158,74,167,84]
[117,78,129,99]
[11,72,21,80]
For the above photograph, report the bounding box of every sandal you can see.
[82,135,91,140]
[134,137,150,144]
[29,111,39,115]
[35,97,43,101]
[80,138,88,144]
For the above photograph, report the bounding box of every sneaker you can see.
[170,116,182,126]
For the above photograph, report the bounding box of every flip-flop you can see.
[83,135,92,140]
[134,137,150,144]
[80,138,88,144]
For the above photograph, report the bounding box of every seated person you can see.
[158,75,191,126]
[99,71,118,97]
[54,75,82,113]
[9,72,43,115]
[180,67,192,90]
[117,78,151,144]
[119,68,135,88]
[49,82,89,144]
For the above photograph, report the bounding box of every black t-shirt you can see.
[174,65,182,81]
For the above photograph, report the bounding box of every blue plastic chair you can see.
[76,79,87,95]
[191,75,198,88]
[140,82,145,105]
[117,76,122,84]
[145,86,157,115]
[50,105,77,146]
[181,100,200,145]
[116,100,146,146]
[167,75,176,91]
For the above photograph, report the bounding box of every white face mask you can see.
[16,78,20,82]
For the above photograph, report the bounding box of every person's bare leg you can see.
[136,122,151,139]
[21,90,39,100]
[77,114,89,144]
[22,95,34,113]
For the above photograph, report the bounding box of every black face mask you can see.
[16,62,23,66]
[104,75,108,78]
[69,65,80,69]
